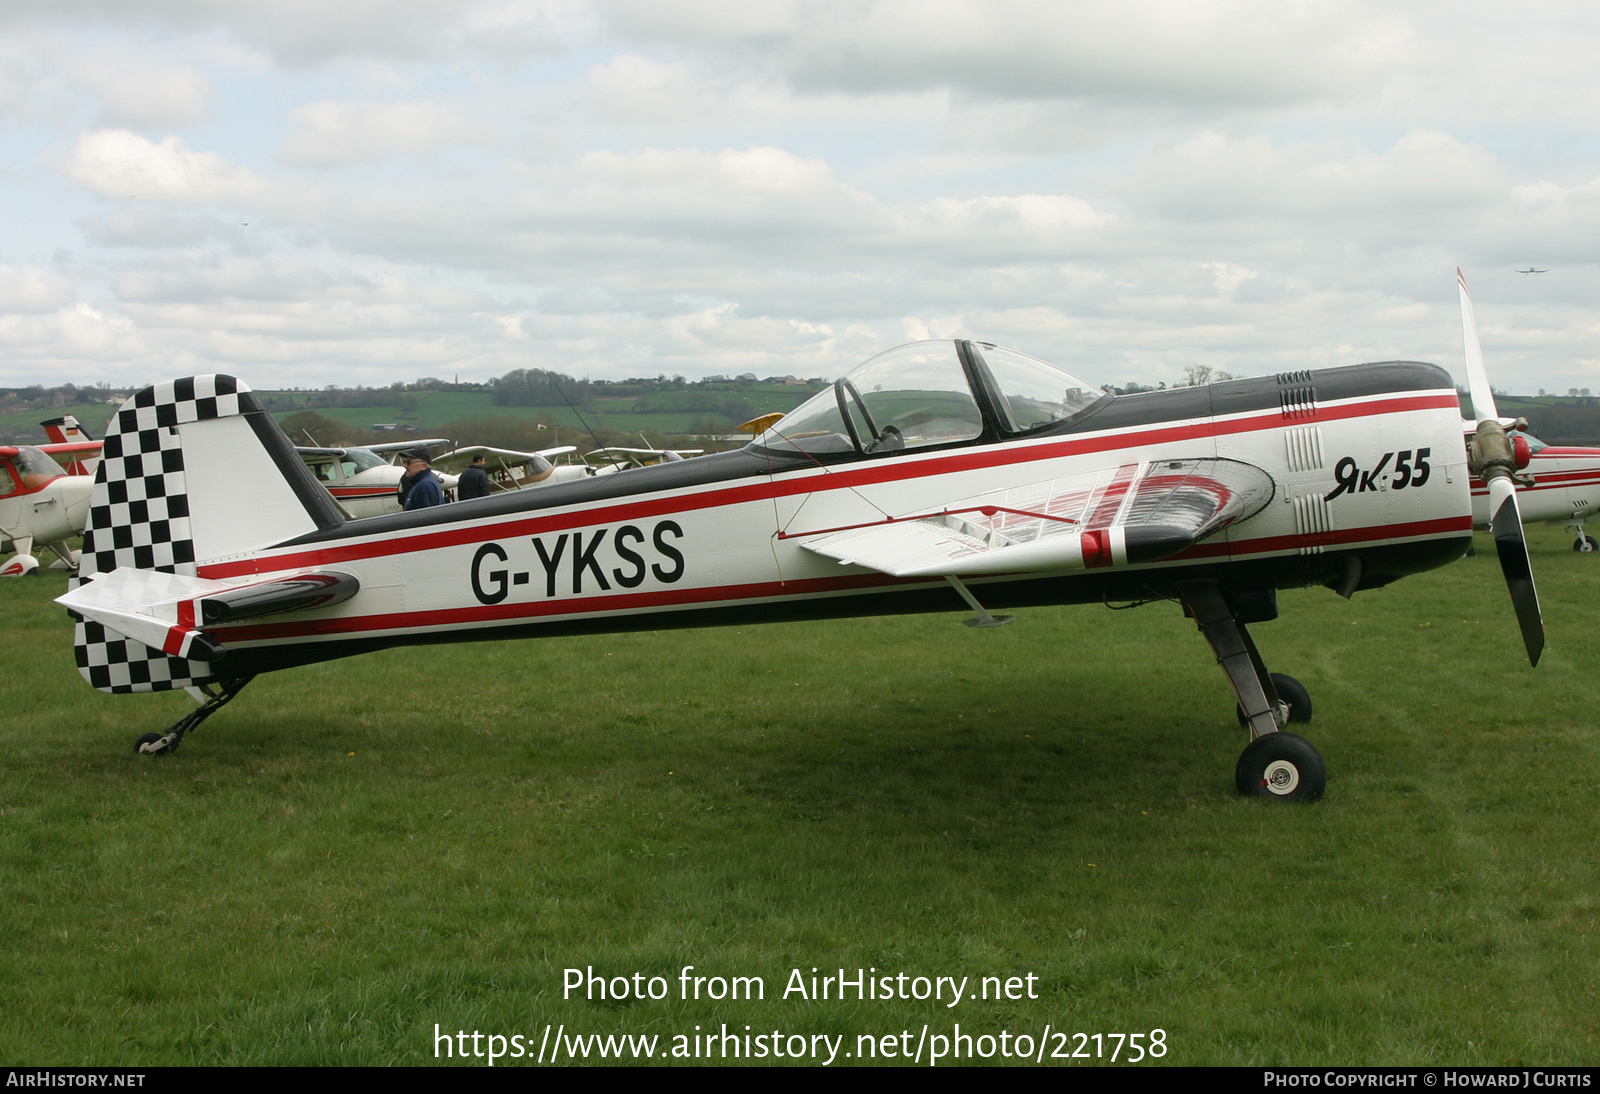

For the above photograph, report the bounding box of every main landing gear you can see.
[134,677,254,756]
[1176,579,1326,802]
[1568,519,1597,553]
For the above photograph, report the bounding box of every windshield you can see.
[752,339,1104,457]
[344,449,389,472]
[13,446,63,490]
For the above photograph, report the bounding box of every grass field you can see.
[3,526,1598,1066]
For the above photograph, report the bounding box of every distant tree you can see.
[278,410,347,446]
[1182,365,1235,386]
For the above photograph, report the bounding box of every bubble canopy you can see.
[751,340,1108,458]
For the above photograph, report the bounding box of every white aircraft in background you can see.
[1516,268,1550,274]
[1471,432,1600,551]
[581,446,705,474]
[296,440,458,519]
[432,444,586,491]
[0,442,98,576]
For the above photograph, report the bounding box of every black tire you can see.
[1235,732,1326,801]
[133,731,169,755]
[1574,536,1598,553]
[1235,673,1313,727]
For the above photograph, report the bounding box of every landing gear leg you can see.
[1176,580,1326,801]
[134,677,254,756]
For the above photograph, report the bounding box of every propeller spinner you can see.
[1458,268,1545,666]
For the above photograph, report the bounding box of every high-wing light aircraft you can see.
[432,445,586,491]
[0,443,98,575]
[57,272,1544,802]
[296,442,458,518]
[1516,268,1550,274]
[1472,431,1600,551]
[582,446,706,474]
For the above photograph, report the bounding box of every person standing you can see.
[458,454,491,500]
[400,451,446,510]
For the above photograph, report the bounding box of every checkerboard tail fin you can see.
[69,375,344,694]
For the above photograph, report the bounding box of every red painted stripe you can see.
[200,391,1463,580]
[161,626,185,655]
[1171,515,1472,560]
[1086,464,1138,529]
[208,515,1472,644]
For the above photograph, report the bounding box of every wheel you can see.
[1574,535,1598,553]
[1235,732,1326,801]
[134,732,173,755]
[1235,673,1313,727]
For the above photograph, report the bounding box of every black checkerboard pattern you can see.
[73,376,245,693]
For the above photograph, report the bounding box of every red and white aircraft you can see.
[1471,432,1600,551]
[0,443,98,576]
[40,413,102,476]
[57,272,1543,801]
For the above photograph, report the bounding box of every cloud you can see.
[52,129,275,207]
[70,60,211,127]
[0,0,584,66]
[597,0,1413,109]
[281,99,502,167]
[0,263,76,313]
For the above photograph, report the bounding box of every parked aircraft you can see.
[296,442,458,519]
[582,446,705,474]
[57,272,1542,804]
[39,414,101,476]
[432,445,586,492]
[0,443,97,575]
[1472,432,1600,551]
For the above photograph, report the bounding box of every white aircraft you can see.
[1516,268,1550,274]
[296,441,459,519]
[57,272,1545,804]
[432,444,586,492]
[582,446,705,474]
[0,443,97,576]
[1467,431,1600,551]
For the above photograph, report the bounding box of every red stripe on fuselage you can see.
[199,391,1463,580]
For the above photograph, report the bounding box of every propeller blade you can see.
[1458,268,1499,423]
[1487,475,1545,666]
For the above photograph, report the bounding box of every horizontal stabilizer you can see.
[59,568,360,661]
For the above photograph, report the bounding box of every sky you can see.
[1,1,1599,393]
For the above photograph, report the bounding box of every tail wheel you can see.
[1235,732,1326,802]
[134,732,174,756]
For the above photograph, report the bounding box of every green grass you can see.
[2,526,1598,1065]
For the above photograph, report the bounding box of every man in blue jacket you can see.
[401,451,446,510]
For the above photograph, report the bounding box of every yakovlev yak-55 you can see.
[58,272,1544,801]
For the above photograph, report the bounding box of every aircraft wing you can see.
[435,444,578,469]
[38,441,103,458]
[365,438,451,454]
[58,568,360,662]
[797,457,1275,577]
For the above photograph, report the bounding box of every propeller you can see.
[1458,268,1545,666]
